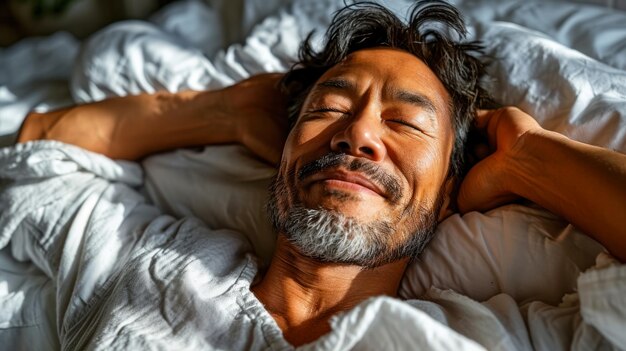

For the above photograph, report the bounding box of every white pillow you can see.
[400,205,605,304]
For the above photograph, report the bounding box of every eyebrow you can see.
[391,89,437,115]
[318,78,437,112]
[317,78,355,90]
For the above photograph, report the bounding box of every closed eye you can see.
[310,107,348,114]
[388,119,423,132]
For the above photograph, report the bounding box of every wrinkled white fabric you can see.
[450,0,626,70]
[1,0,626,349]
[1,141,625,351]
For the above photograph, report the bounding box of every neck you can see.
[252,234,409,347]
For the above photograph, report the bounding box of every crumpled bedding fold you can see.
[2,0,626,349]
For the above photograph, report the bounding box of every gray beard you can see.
[267,175,442,268]
[280,205,394,265]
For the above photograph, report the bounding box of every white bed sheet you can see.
[1,0,625,349]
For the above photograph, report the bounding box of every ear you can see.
[437,177,457,222]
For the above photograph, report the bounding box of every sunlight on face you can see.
[269,48,455,266]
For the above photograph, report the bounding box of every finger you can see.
[473,143,491,160]
[457,163,489,213]
[474,109,496,130]
[474,109,504,148]
[457,156,518,213]
[249,139,283,167]
[257,129,288,166]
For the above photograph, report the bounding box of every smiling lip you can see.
[305,170,386,198]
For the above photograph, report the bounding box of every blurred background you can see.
[0,0,176,46]
[1,0,625,47]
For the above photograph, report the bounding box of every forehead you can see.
[312,47,451,116]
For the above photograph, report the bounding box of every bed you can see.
[0,0,625,349]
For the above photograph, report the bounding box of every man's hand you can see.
[457,107,542,213]
[220,73,289,165]
[458,106,626,262]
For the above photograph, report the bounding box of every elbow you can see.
[17,111,49,144]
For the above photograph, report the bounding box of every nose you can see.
[330,108,386,162]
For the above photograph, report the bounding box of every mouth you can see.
[304,170,387,198]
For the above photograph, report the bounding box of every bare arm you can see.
[458,107,626,262]
[17,74,288,164]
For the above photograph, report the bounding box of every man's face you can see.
[269,47,455,267]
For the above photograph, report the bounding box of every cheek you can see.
[282,119,338,168]
[280,124,310,170]
[277,123,325,202]
[414,147,443,176]
[401,142,449,205]
[275,132,301,204]
[293,119,335,144]
[283,122,315,155]
[391,147,446,241]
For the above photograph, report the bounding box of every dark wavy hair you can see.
[280,0,491,177]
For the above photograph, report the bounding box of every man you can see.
[3,1,625,349]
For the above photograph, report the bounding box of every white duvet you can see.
[1,0,625,349]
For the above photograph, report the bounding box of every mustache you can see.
[297,152,403,204]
